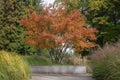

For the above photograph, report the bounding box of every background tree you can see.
[54,0,89,14]
[0,0,37,54]
[20,5,97,63]
[25,0,41,13]
[55,0,120,46]
[88,0,120,46]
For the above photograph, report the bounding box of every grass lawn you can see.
[23,55,52,65]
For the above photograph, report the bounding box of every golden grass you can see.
[0,51,31,80]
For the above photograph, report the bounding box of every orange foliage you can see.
[20,5,97,52]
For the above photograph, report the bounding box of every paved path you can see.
[31,74,94,80]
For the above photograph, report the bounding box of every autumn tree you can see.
[20,5,97,63]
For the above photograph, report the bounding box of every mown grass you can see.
[23,55,52,65]
[23,55,73,66]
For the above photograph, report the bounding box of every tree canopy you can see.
[54,0,89,14]
[88,0,120,46]
[20,5,97,63]
[0,0,37,54]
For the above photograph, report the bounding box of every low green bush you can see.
[91,42,120,80]
[23,55,73,66]
[0,51,31,80]
[23,55,52,65]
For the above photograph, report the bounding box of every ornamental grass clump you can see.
[91,42,120,80]
[0,51,31,80]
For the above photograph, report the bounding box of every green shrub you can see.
[91,42,120,80]
[23,55,52,65]
[23,55,73,66]
[0,51,31,80]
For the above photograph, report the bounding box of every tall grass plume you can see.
[0,51,31,80]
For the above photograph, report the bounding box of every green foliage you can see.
[24,49,73,66]
[23,55,52,65]
[91,42,120,80]
[24,55,73,66]
[88,0,120,45]
[0,0,37,54]
[17,43,37,55]
[0,51,30,80]
[89,0,120,24]
[54,0,89,13]
[25,0,41,13]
